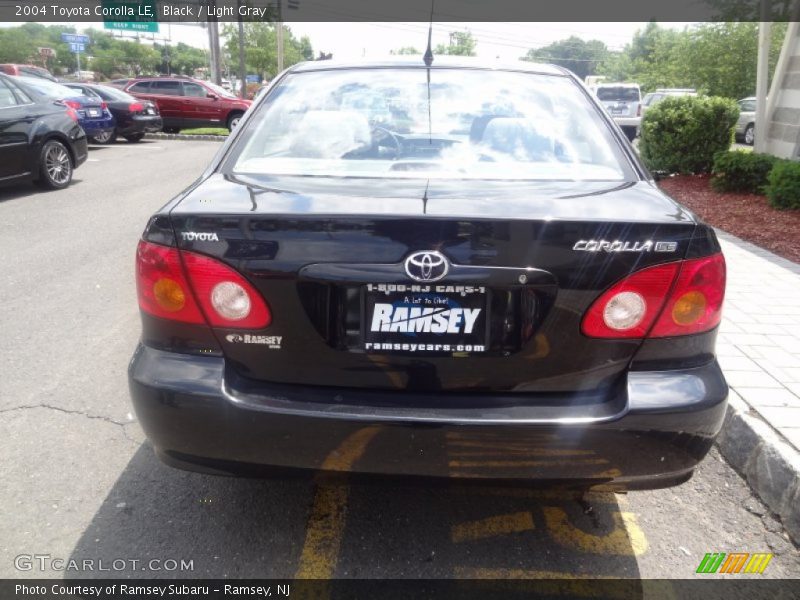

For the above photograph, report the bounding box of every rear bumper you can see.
[80,117,115,137]
[613,117,641,129]
[118,115,163,136]
[128,344,728,489]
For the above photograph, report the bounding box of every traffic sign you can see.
[69,43,86,54]
[61,33,90,45]
[102,0,158,33]
[104,21,159,33]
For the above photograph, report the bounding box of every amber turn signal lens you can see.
[153,278,186,312]
[671,290,706,326]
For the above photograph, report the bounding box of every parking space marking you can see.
[294,426,381,579]
[543,506,648,556]
[451,511,535,543]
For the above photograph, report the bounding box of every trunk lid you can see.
[169,174,697,393]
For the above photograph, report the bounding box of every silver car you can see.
[735,97,756,145]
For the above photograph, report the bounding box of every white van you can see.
[593,83,642,141]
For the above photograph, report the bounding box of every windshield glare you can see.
[18,77,81,98]
[230,68,630,181]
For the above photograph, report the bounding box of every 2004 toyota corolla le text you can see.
[128,57,728,489]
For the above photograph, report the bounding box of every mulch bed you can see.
[658,174,800,264]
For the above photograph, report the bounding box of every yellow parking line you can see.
[294,426,381,579]
[542,506,648,556]
[451,511,535,543]
[449,459,607,468]
[449,449,596,457]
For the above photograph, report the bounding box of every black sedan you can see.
[65,82,162,143]
[129,58,728,490]
[0,73,87,190]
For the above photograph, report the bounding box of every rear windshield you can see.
[596,87,640,102]
[16,77,81,99]
[228,68,630,181]
[92,85,135,102]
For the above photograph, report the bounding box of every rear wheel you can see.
[227,112,244,132]
[91,129,117,144]
[163,127,181,134]
[125,133,145,143]
[35,140,73,190]
[744,123,755,146]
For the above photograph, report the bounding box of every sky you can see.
[0,21,696,61]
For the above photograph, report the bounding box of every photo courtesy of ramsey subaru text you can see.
[129,57,728,490]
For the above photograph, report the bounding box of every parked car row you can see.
[113,76,252,133]
[0,73,88,190]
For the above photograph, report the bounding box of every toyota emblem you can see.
[404,251,449,282]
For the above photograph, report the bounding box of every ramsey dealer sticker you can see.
[364,284,487,354]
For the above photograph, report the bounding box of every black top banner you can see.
[0,0,798,22]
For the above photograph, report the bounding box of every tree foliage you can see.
[520,36,608,80]
[434,31,477,56]
[598,21,786,99]
[222,22,313,79]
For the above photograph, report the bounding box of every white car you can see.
[641,88,698,118]
[735,97,756,146]
[594,83,641,141]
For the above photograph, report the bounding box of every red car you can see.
[123,76,251,133]
[0,64,57,82]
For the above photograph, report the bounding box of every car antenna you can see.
[423,0,434,67]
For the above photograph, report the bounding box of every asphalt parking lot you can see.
[1,140,798,581]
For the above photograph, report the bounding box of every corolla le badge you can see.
[405,251,449,282]
[573,240,678,253]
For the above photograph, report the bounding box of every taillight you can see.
[581,253,725,339]
[637,104,642,117]
[65,107,79,121]
[650,253,725,337]
[136,240,271,329]
[129,102,144,112]
[101,101,108,110]
[63,100,81,110]
[136,241,205,324]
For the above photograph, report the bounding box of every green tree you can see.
[434,31,476,56]
[222,22,313,79]
[391,46,421,55]
[521,36,608,80]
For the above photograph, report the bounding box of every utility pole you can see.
[207,0,222,85]
[237,0,246,98]
[276,0,284,73]
[754,0,772,153]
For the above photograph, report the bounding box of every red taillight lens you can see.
[129,102,144,112]
[101,101,108,110]
[581,262,680,338]
[63,100,81,110]
[581,253,726,339]
[135,240,272,329]
[136,241,205,324]
[637,104,642,117]
[65,107,79,121]
[650,253,726,337]
[181,251,272,329]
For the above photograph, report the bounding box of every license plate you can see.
[363,284,487,354]
[87,108,100,117]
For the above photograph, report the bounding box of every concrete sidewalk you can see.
[714,230,800,543]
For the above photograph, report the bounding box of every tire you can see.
[623,126,636,142]
[35,140,73,190]
[227,112,244,132]
[124,133,145,143]
[163,127,181,134]
[744,123,755,146]
[90,129,117,144]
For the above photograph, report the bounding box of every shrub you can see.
[765,160,800,210]
[710,150,779,193]
[640,96,739,175]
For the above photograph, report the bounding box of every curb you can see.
[716,389,800,544]
[144,133,227,142]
